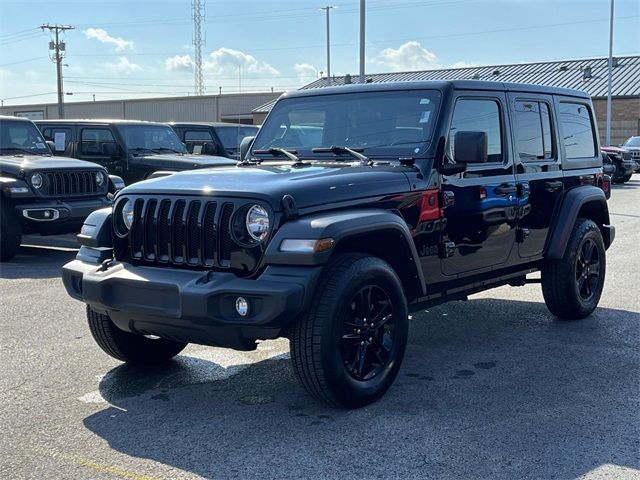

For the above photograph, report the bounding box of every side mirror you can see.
[454,131,488,163]
[102,142,120,157]
[239,136,255,161]
[45,140,56,154]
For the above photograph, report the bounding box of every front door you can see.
[440,93,519,276]
[508,93,564,258]
[75,127,123,176]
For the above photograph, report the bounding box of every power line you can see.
[39,24,75,118]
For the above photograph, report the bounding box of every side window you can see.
[559,102,597,159]
[514,101,554,161]
[43,128,73,153]
[449,99,502,163]
[185,130,213,142]
[80,128,116,155]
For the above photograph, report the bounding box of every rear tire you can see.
[87,306,187,364]
[0,203,22,262]
[290,254,409,408]
[542,218,606,320]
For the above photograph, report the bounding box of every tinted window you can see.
[252,90,441,157]
[42,127,72,152]
[559,102,596,159]
[0,120,50,155]
[116,124,186,153]
[449,99,502,162]
[514,101,554,161]
[80,128,116,155]
[216,125,259,152]
[623,136,640,147]
[185,130,213,142]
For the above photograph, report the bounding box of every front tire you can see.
[290,254,409,408]
[87,306,187,365]
[0,203,22,262]
[542,218,606,320]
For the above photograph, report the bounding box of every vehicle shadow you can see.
[0,245,76,279]
[83,299,640,480]
[612,178,640,190]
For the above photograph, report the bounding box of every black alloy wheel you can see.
[341,285,396,381]
[575,238,601,302]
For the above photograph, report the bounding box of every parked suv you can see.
[0,116,121,261]
[36,119,237,184]
[62,81,614,408]
[601,146,635,183]
[170,122,260,159]
[621,136,640,172]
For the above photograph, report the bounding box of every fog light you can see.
[235,297,249,317]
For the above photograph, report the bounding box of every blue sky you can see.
[1,0,638,105]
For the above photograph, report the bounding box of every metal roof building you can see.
[252,55,640,144]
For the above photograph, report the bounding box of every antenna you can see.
[192,0,205,96]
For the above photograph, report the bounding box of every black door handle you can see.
[545,180,563,191]
[495,184,517,195]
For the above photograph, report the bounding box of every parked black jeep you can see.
[169,122,260,160]
[36,119,237,185]
[62,81,614,407]
[0,116,121,261]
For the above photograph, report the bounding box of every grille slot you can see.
[41,170,100,197]
[128,197,236,269]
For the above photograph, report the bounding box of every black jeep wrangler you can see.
[0,116,122,261]
[61,81,614,408]
[36,119,237,185]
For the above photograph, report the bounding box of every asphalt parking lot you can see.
[1,177,639,480]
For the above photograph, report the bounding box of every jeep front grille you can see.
[622,151,632,161]
[127,197,236,268]
[40,170,101,197]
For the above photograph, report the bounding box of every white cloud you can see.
[165,54,194,71]
[104,57,142,75]
[372,41,440,72]
[293,63,317,82]
[205,47,279,75]
[449,61,479,69]
[84,28,133,51]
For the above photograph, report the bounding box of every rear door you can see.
[508,93,563,258]
[440,92,519,276]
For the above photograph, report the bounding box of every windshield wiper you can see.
[312,146,371,166]
[252,147,303,166]
[128,147,162,155]
[157,147,184,154]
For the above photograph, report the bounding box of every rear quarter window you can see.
[558,102,597,159]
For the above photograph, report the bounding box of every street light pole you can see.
[359,0,365,84]
[320,6,335,86]
[605,0,614,146]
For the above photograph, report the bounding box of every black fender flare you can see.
[264,209,426,297]
[546,186,612,259]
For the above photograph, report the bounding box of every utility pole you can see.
[605,0,614,146]
[359,0,365,84]
[320,6,335,86]
[192,0,205,96]
[40,24,74,119]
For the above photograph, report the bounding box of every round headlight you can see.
[31,173,43,189]
[122,199,134,230]
[246,205,270,241]
[95,171,105,186]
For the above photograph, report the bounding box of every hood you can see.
[601,146,627,154]
[119,163,413,210]
[130,153,237,170]
[0,154,105,177]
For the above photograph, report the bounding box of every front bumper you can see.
[62,258,321,349]
[619,161,636,175]
[16,197,111,224]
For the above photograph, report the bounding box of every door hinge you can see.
[439,241,456,258]
[516,227,530,243]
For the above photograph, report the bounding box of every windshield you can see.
[252,89,441,158]
[117,124,187,153]
[623,136,640,147]
[216,125,260,152]
[0,120,50,155]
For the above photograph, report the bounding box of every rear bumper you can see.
[16,197,111,224]
[62,258,321,349]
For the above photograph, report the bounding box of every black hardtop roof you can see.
[35,119,170,127]
[168,121,259,128]
[281,79,591,100]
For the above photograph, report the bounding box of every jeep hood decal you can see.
[119,164,413,209]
